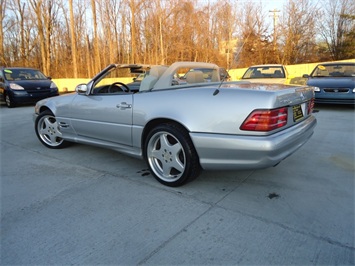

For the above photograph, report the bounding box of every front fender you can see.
[35,93,77,116]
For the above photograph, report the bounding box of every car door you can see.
[69,92,133,146]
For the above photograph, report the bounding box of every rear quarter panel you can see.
[132,83,314,135]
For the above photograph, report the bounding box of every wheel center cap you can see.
[162,150,172,162]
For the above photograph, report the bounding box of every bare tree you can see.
[97,0,123,65]
[91,0,101,72]
[278,0,318,64]
[318,0,355,60]
[213,0,238,68]
[235,2,272,67]
[29,0,59,75]
[127,0,138,63]
[0,0,7,65]
[68,0,78,77]
[2,0,354,77]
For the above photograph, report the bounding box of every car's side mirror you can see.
[75,84,88,93]
[302,74,309,78]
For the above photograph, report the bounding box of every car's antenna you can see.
[213,68,228,96]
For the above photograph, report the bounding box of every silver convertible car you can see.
[33,62,317,186]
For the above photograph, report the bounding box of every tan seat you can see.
[211,69,219,82]
[186,71,204,83]
[252,70,262,78]
[139,66,168,92]
[273,70,284,78]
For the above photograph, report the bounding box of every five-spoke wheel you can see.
[145,123,200,187]
[35,110,68,149]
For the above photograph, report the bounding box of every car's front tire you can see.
[5,94,15,108]
[144,123,201,187]
[35,110,69,149]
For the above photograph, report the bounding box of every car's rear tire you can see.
[35,110,69,149]
[144,123,201,187]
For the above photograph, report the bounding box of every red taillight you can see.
[240,107,288,131]
[307,98,314,115]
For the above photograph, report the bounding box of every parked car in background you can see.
[176,67,230,85]
[33,61,316,187]
[240,64,288,84]
[0,67,59,108]
[303,62,355,104]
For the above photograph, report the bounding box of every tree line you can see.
[1,0,354,78]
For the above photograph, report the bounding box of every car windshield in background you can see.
[179,67,229,82]
[181,68,215,80]
[242,66,285,79]
[3,68,48,81]
[310,63,355,77]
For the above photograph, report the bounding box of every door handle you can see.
[116,102,132,109]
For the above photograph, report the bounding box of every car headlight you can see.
[50,82,58,90]
[9,83,24,90]
[313,86,320,92]
[353,88,355,93]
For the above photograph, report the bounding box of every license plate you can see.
[293,104,305,122]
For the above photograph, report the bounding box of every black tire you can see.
[5,94,15,108]
[35,110,69,149]
[144,123,201,187]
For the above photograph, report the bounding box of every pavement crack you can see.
[216,204,355,252]
[137,205,214,265]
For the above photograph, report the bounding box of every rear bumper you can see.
[190,116,317,170]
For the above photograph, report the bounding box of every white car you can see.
[240,64,288,84]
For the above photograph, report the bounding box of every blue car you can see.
[0,67,59,108]
[303,62,355,104]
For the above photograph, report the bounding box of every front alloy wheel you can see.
[145,123,200,187]
[35,110,68,149]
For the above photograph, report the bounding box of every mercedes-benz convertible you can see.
[33,62,317,186]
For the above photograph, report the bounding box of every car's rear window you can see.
[243,67,285,79]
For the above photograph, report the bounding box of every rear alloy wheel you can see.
[35,110,69,149]
[145,123,200,187]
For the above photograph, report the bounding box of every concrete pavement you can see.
[1,103,354,265]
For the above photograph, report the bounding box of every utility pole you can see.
[269,9,280,50]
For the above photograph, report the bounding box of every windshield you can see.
[93,66,123,90]
[242,66,285,79]
[310,63,355,77]
[4,68,47,81]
